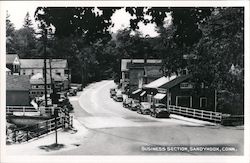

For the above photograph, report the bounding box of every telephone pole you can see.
[43,27,48,107]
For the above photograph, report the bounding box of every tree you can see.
[35,7,121,43]
[12,26,37,58]
[190,8,244,94]
[6,11,16,53]
[23,12,33,28]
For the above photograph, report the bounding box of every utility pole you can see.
[43,27,48,107]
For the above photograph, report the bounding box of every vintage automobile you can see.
[68,88,77,96]
[110,88,116,98]
[113,93,123,102]
[70,83,83,91]
[137,102,151,115]
[130,99,140,111]
[150,103,170,118]
[123,98,133,108]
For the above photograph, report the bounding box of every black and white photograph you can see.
[0,0,249,163]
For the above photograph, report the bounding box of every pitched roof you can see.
[30,73,51,84]
[6,67,11,72]
[121,59,162,71]
[6,54,19,64]
[159,74,192,90]
[6,75,30,91]
[144,76,175,89]
[30,72,67,84]
[20,59,67,69]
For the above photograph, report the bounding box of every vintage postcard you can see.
[0,1,249,163]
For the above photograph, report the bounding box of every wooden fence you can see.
[169,105,222,122]
[6,106,73,143]
[6,106,55,115]
[7,115,73,143]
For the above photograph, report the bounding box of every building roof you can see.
[121,59,162,71]
[20,59,67,69]
[6,67,11,72]
[159,74,192,90]
[6,75,30,91]
[30,72,67,84]
[144,75,177,89]
[30,73,51,84]
[6,54,19,64]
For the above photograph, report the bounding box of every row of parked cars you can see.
[110,88,170,118]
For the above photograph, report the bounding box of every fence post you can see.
[26,130,29,142]
[36,124,39,138]
[201,110,204,119]
[46,121,48,133]
[23,107,25,116]
[14,130,17,143]
[210,112,213,120]
[71,116,73,128]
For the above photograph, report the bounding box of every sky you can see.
[5,3,160,37]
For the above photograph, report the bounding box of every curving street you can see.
[53,80,244,155]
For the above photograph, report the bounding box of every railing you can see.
[6,106,55,116]
[7,115,73,143]
[169,105,222,122]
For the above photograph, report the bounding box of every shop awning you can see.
[132,89,142,95]
[144,75,177,89]
[154,93,166,100]
[140,91,146,97]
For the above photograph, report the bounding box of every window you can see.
[176,96,192,108]
[181,69,188,75]
[200,97,207,108]
[180,82,193,89]
[64,69,69,74]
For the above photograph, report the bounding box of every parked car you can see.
[123,98,133,108]
[137,102,151,115]
[39,99,52,106]
[110,88,116,98]
[150,103,170,118]
[130,99,140,111]
[68,88,77,96]
[113,93,123,102]
[70,83,83,91]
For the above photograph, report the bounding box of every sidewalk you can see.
[170,114,217,126]
[6,118,89,155]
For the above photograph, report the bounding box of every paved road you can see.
[54,80,244,155]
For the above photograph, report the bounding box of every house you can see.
[19,59,71,90]
[29,73,52,98]
[6,75,31,106]
[20,59,70,78]
[144,74,216,112]
[6,67,11,75]
[6,54,20,75]
[120,59,162,92]
[128,63,163,94]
